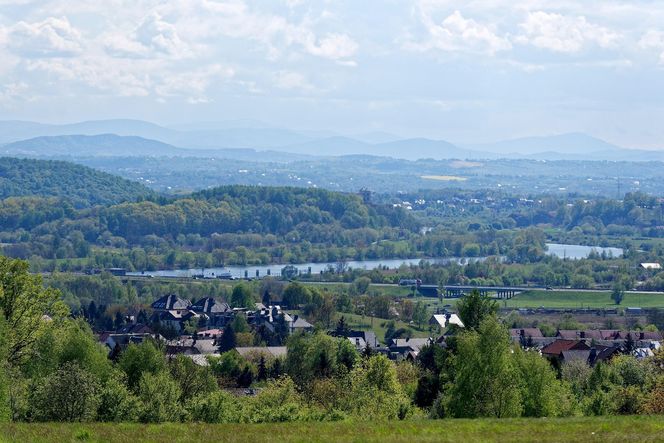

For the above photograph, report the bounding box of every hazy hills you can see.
[1,134,314,162]
[0,119,663,162]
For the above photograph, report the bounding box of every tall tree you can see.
[230,283,255,309]
[0,257,67,366]
[611,281,625,305]
[448,316,522,418]
[412,301,428,330]
[456,289,498,331]
[218,325,237,353]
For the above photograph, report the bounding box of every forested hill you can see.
[0,157,154,207]
[1,184,422,270]
[103,186,420,240]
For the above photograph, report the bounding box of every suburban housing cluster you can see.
[98,294,662,370]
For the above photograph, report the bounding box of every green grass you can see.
[501,290,664,309]
[1,416,663,442]
[338,312,432,343]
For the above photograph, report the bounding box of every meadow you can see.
[1,416,663,443]
[501,290,664,309]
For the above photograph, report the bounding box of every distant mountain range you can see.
[1,134,314,162]
[1,119,663,162]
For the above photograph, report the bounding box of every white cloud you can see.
[4,16,82,57]
[178,0,359,62]
[105,12,191,59]
[0,81,30,103]
[407,9,511,55]
[27,57,152,97]
[303,33,358,61]
[517,11,620,53]
[274,70,313,90]
[638,30,664,64]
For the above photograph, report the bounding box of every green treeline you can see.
[0,185,420,270]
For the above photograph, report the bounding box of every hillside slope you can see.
[0,157,154,207]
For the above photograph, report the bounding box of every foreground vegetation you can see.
[2,416,664,443]
[1,257,662,429]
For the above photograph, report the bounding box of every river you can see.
[126,243,623,279]
[545,243,623,260]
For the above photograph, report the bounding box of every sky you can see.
[1,0,664,147]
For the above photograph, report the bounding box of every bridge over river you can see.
[418,285,542,299]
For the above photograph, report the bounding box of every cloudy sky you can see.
[1,0,664,147]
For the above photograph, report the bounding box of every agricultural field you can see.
[501,290,664,309]
[1,416,663,443]
[420,175,467,182]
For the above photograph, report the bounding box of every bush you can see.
[29,362,100,422]
[117,341,166,390]
[187,391,242,423]
[96,374,139,422]
[137,372,185,423]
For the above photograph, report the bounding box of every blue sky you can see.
[1,0,664,147]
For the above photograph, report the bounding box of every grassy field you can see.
[1,417,663,442]
[501,290,664,309]
[339,312,432,343]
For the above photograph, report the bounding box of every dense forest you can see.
[0,185,421,270]
[0,157,154,207]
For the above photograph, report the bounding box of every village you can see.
[98,289,663,387]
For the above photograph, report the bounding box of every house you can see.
[251,305,289,332]
[510,328,543,339]
[329,328,378,351]
[235,346,288,360]
[190,297,233,327]
[197,328,223,339]
[151,295,199,332]
[187,354,211,367]
[556,330,581,340]
[191,297,231,315]
[640,263,661,270]
[102,332,163,354]
[152,309,200,333]
[251,305,313,335]
[510,328,544,347]
[290,315,314,334]
[166,337,218,356]
[560,344,621,366]
[340,330,378,350]
[389,337,432,360]
[541,339,590,360]
[618,331,663,341]
[430,313,465,329]
[152,294,191,311]
[116,323,153,334]
[556,329,619,341]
